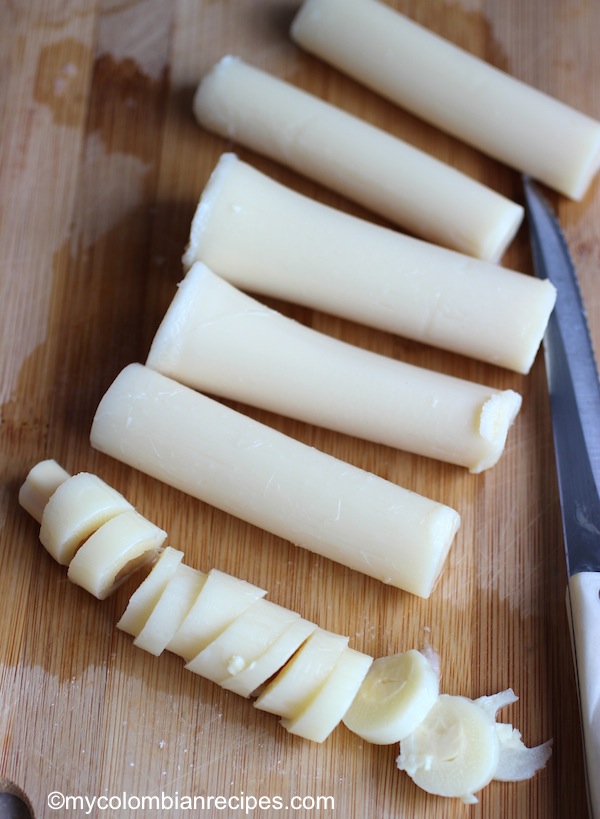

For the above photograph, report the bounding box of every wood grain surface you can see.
[1,1,599,817]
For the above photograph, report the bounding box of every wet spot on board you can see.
[92,52,168,99]
[33,38,91,128]
[87,53,169,163]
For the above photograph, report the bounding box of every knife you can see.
[523,176,600,819]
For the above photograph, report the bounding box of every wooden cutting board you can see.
[2,0,599,816]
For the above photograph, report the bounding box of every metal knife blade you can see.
[523,176,600,819]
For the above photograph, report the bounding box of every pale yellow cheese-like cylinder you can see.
[193,55,523,261]
[39,472,133,565]
[280,646,373,742]
[133,564,207,656]
[221,618,318,698]
[117,546,184,637]
[185,599,302,684]
[183,153,556,374]
[66,509,167,600]
[291,0,600,200]
[254,629,350,719]
[18,459,71,523]
[147,263,522,473]
[167,569,267,661]
[90,364,461,598]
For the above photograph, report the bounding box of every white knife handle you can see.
[568,571,600,819]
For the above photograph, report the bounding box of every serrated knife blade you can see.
[524,176,600,819]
